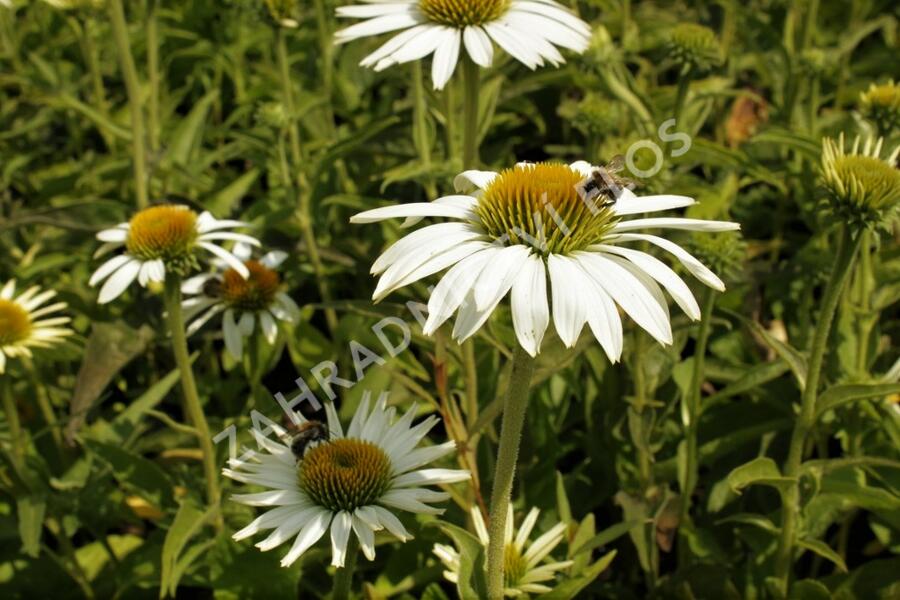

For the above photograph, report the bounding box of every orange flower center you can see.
[0,299,31,346]
[220,260,281,311]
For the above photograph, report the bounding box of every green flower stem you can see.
[108,0,149,210]
[1,376,24,472]
[673,64,692,128]
[24,359,65,461]
[313,0,335,132]
[275,27,338,333]
[146,0,160,153]
[411,61,437,199]
[331,536,359,600]
[773,226,862,595]
[680,287,716,525]
[485,345,537,600]
[163,275,222,528]
[461,55,480,169]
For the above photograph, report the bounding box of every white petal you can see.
[606,233,726,291]
[223,309,243,358]
[463,26,493,67]
[510,253,549,357]
[612,189,695,216]
[612,217,741,233]
[597,245,701,319]
[261,250,287,269]
[453,170,498,192]
[330,511,353,568]
[260,311,278,344]
[98,259,141,304]
[351,201,475,224]
[547,254,588,347]
[371,222,483,275]
[473,245,530,311]
[96,228,128,243]
[391,468,470,488]
[352,513,377,561]
[576,251,672,345]
[90,254,132,287]
[182,273,214,295]
[198,242,250,278]
[359,25,433,68]
[573,257,623,362]
[238,311,255,336]
[0,280,15,299]
[372,238,489,302]
[280,509,332,567]
[334,12,419,44]
[370,506,412,541]
[431,27,461,90]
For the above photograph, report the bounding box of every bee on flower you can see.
[352,161,739,360]
[225,392,470,568]
[181,243,300,359]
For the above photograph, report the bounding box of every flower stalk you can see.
[773,225,862,594]
[274,27,338,333]
[461,55,480,169]
[331,536,358,600]
[146,0,161,153]
[108,0,149,209]
[680,286,716,528]
[485,344,537,600]
[1,377,24,472]
[162,275,222,528]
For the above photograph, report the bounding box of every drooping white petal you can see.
[604,233,726,291]
[280,510,332,567]
[98,259,141,303]
[612,217,741,233]
[547,254,588,347]
[510,253,549,357]
[223,309,243,358]
[612,189,695,216]
[463,25,493,67]
[431,28,461,90]
[330,511,353,568]
[351,201,476,224]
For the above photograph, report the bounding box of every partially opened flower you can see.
[821,134,900,229]
[225,392,470,567]
[0,280,72,373]
[90,205,260,304]
[859,80,900,135]
[181,244,300,359]
[351,161,739,360]
[335,0,591,89]
[433,505,572,597]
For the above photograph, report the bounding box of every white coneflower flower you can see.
[181,244,300,359]
[351,161,739,360]
[820,134,900,229]
[90,205,260,304]
[433,506,572,597]
[334,0,591,90]
[225,392,470,568]
[0,280,72,373]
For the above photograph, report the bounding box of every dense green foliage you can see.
[1,0,899,598]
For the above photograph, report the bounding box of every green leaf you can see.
[816,382,900,419]
[705,359,790,405]
[541,550,616,600]
[571,519,645,556]
[65,322,156,444]
[797,538,848,572]
[161,498,214,598]
[205,169,260,215]
[727,457,796,495]
[790,579,832,600]
[726,310,807,390]
[715,513,779,534]
[165,90,219,167]
[84,440,176,510]
[556,471,572,525]
[432,522,487,600]
[16,495,46,558]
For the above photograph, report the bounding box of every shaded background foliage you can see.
[1,0,900,598]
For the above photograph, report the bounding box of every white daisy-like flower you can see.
[225,392,470,568]
[433,505,573,597]
[90,205,260,304]
[351,161,740,360]
[335,0,591,90]
[181,244,300,359]
[0,280,73,374]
